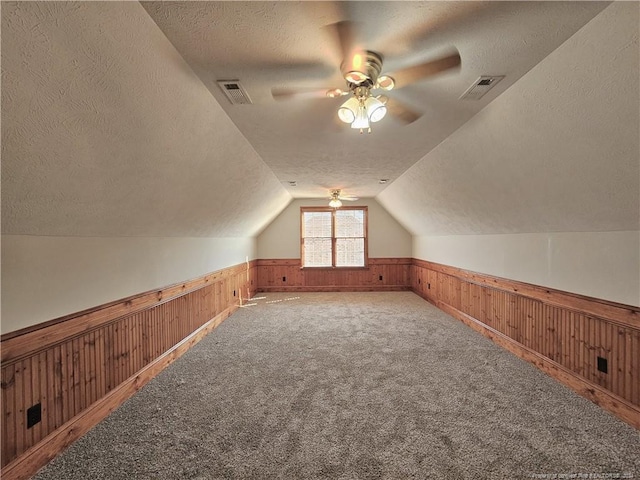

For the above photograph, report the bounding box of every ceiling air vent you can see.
[217,80,253,105]
[460,75,504,101]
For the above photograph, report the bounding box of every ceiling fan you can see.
[328,189,359,208]
[272,21,461,133]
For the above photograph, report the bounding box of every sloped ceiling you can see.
[2,1,633,240]
[377,1,639,236]
[141,1,609,199]
[1,1,290,238]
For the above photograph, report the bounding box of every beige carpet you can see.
[33,292,639,479]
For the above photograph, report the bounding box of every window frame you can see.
[300,206,369,269]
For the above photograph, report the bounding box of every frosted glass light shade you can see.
[365,96,387,122]
[338,97,359,123]
[351,105,370,129]
[329,198,342,208]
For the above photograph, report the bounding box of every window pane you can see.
[303,211,332,238]
[303,238,332,267]
[335,210,364,237]
[336,238,364,267]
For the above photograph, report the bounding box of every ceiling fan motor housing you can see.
[343,50,384,88]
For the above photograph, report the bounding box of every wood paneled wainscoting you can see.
[412,259,640,429]
[0,261,257,480]
[256,258,412,292]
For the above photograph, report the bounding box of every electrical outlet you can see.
[27,403,42,429]
[597,356,608,374]
[282,276,287,282]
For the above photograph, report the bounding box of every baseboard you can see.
[418,292,640,430]
[1,306,236,480]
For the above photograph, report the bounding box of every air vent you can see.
[217,80,253,105]
[460,75,504,100]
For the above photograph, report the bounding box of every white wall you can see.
[257,198,412,259]
[1,235,256,334]
[377,3,640,307]
[415,232,640,307]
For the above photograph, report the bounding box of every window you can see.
[301,207,368,267]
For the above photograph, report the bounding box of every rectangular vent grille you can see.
[217,80,253,105]
[460,75,504,100]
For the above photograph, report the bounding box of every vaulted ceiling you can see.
[140,1,611,199]
[2,1,638,238]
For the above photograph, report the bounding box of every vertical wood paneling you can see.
[411,259,640,422]
[73,338,83,415]
[551,307,560,365]
[605,323,614,393]
[632,331,639,405]
[257,258,412,292]
[96,329,105,403]
[52,345,62,430]
[62,342,72,424]
[588,316,597,385]
[30,355,41,446]
[14,362,24,462]
[568,310,576,372]
[2,366,16,466]
[624,330,632,401]
[1,261,255,472]
[578,313,587,377]
[39,352,49,442]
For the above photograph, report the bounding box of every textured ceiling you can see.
[1,1,290,237]
[377,1,640,236]
[142,1,609,199]
[2,1,633,240]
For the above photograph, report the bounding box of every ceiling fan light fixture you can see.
[351,104,370,130]
[329,198,343,208]
[338,97,359,123]
[365,96,387,123]
[338,107,355,123]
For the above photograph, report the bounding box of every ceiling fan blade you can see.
[271,87,342,101]
[329,21,357,63]
[386,50,461,89]
[326,20,366,74]
[386,98,422,125]
[339,195,359,201]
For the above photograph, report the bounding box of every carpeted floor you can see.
[33,292,639,480]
